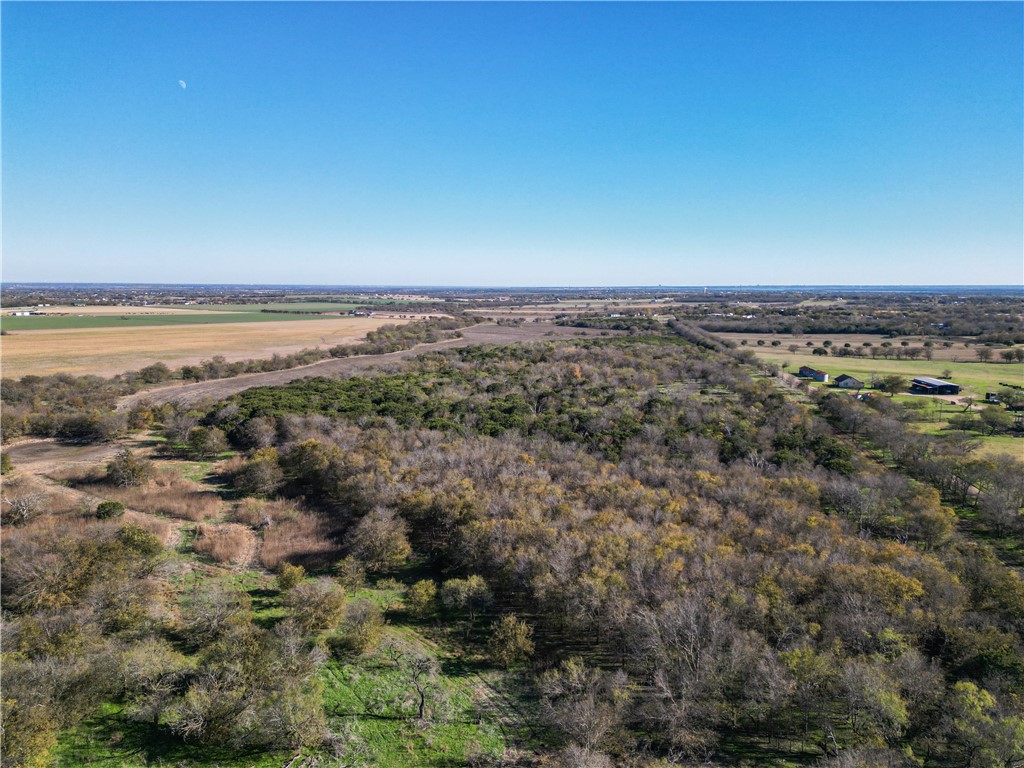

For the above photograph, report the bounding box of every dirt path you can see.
[116,322,614,411]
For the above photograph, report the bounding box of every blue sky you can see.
[3,2,1021,286]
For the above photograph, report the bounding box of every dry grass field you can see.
[0,316,397,377]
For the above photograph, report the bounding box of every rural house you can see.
[835,374,864,389]
[798,366,829,383]
[909,377,960,395]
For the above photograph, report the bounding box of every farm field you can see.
[157,302,363,313]
[1,311,346,331]
[0,316,397,377]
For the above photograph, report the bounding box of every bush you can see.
[118,522,163,557]
[333,556,366,592]
[330,598,385,657]
[234,448,283,496]
[1,451,13,475]
[186,426,228,460]
[405,579,438,618]
[276,562,306,592]
[285,579,347,634]
[95,500,125,519]
[106,449,153,487]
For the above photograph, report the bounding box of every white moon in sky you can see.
[178,80,187,89]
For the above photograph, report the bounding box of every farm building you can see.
[798,366,829,383]
[834,374,864,389]
[909,377,960,395]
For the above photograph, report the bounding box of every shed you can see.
[909,377,960,395]
[835,374,864,389]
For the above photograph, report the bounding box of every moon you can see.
[178,80,187,90]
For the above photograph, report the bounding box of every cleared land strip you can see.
[116,323,616,410]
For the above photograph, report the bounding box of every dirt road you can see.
[116,322,613,411]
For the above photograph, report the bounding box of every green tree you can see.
[95,500,125,519]
[405,579,438,618]
[440,575,493,627]
[488,614,535,668]
[979,406,1013,435]
[875,375,908,397]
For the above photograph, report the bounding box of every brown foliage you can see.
[193,523,254,565]
[98,470,222,522]
[260,511,337,571]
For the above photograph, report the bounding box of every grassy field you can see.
[717,331,1020,364]
[760,351,1024,395]
[758,350,1024,458]
[0,316,396,377]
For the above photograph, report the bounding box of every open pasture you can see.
[0,316,397,377]
[771,353,1021,395]
[714,331,1011,363]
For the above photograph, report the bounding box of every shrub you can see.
[234,448,283,496]
[285,579,346,634]
[1,451,13,474]
[405,579,438,618]
[118,522,163,557]
[330,598,385,657]
[276,562,306,592]
[186,426,228,459]
[95,500,125,519]
[106,449,153,487]
[333,556,366,592]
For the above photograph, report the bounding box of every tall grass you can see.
[193,523,253,565]
[260,512,337,571]
[95,470,223,521]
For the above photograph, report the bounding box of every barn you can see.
[798,366,829,383]
[910,377,960,395]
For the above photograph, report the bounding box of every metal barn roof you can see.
[912,377,956,387]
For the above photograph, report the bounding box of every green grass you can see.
[769,354,1023,396]
[2,311,355,331]
[320,634,504,768]
[54,704,290,768]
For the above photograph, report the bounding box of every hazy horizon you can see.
[3,2,1022,286]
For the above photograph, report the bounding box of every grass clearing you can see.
[321,633,504,768]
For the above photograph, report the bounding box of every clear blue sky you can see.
[3,1,1021,286]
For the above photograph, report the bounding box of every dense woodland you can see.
[4,327,1021,767]
[684,294,1024,344]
